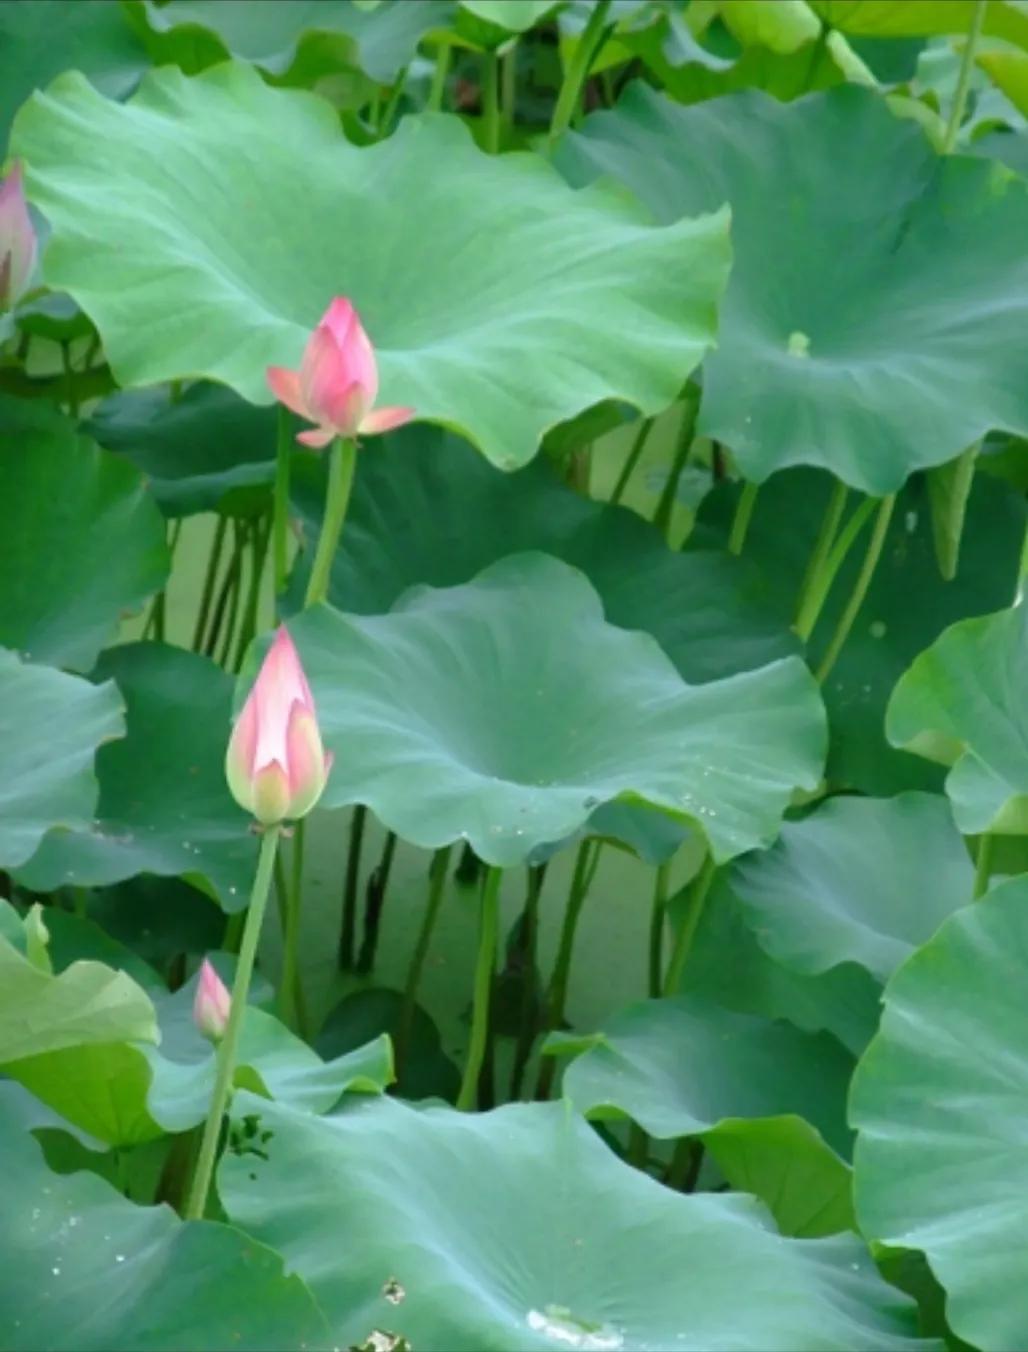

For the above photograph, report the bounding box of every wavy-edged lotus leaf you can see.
[730,792,974,982]
[550,994,854,1237]
[0,0,148,136]
[812,0,1028,47]
[146,969,392,1133]
[887,604,1028,834]
[0,648,124,871]
[87,385,278,517]
[0,1115,328,1352]
[219,1093,930,1350]
[851,875,1028,1351]
[270,554,826,866]
[143,0,452,82]
[14,62,731,472]
[290,425,799,684]
[556,83,1028,492]
[0,397,169,670]
[693,468,1025,794]
[17,644,258,911]
[676,875,883,1056]
[460,0,559,32]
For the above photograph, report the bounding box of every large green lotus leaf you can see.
[16,644,257,910]
[0,1116,327,1352]
[460,0,559,31]
[144,0,452,82]
[14,63,730,473]
[0,397,169,670]
[887,604,1028,833]
[812,0,1028,47]
[550,995,855,1237]
[850,875,1028,1351]
[87,385,277,517]
[0,0,148,138]
[290,425,799,683]
[0,648,124,870]
[677,875,883,1056]
[693,468,1025,794]
[275,554,825,866]
[976,126,1028,175]
[730,792,974,982]
[556,83,1028,492]
[219,1093,930,1351]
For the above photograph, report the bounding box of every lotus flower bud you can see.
[193,958,231,1041]
[226,626,333,825]
[266,297,414,448]
[0,163,37,312]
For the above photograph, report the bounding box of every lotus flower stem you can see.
[793,480,849,639]
[457,864,502,1111]
[428,41,452,112]
[943,0,987,155]
[610,416,654,506]
[278,819,306,1033]
[815,494,896,683]
[396,845,453,1075]
[662,854,717,997]
[727,481,759,556]
[549,0,613,144]
[304,437,357,609]
[338,801,367,969]
[509,863,547,1100]
[535,839,599,1099]
[185,824,280,1220]
[272,407,292,599]
[973,833,993,900]
[192,516,228,651]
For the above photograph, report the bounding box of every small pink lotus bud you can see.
[266,297,414,449]
[193,958,231,1041]
[225,626,333,825]
[0,163,37,312]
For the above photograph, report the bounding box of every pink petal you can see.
[359,405,415,436]
[266,365,309,418]
[296,427,335,449]
[225,689,259,812]
[0,162,37,307]
[300,325,365,435]
[194,958,231,1040]
[320,297,358,347]
[284,702,328,819]
[252,627,313,772]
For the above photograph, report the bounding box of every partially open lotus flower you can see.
[0,163,37,312]
[193,958,231,1042]
[266,297,414,449]
[225,626,333,825]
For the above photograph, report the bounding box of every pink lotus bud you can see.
[266,297,414,449]
[0,163,37,312]
[225,626,333,825]
[193,958,231,1041]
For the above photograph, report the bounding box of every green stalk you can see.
[233,512,272,672]
[973,833,993,900]
[304,438,357,609]
[610,417,654,506]
[549,0,612,143]
[185,826,280,1220]
[272,407,292,600]
[427,42,452,112]
[457,865,502,1111]
[337,803,367,970]
[481,50,501,153]
[793,496,877,643]
[356,830,399,974]
[648,861,670,998]
[728,481,759,556]
[216,522,247,669]
[192,516,228,652]
[535,840,596,1099]
[662,855,716,997]
[509,863,546,1101]
[378,64,409,138]
[815,494,896,683]
[278,820,306,1033]
[396,845,452,1075]
[943,0,987,154]
[203,521,244,659]
[793,480,848,639]
[652,393,698,537]
[501,44,517,138]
